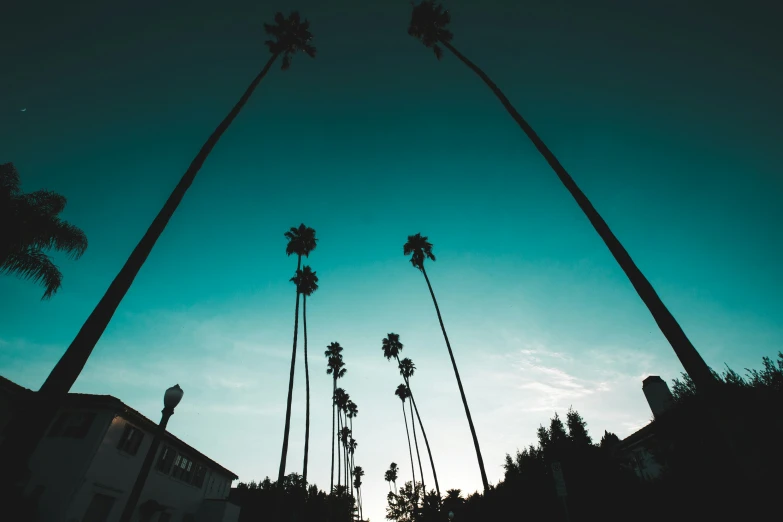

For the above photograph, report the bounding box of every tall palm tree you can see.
[333,387,348,488]
[292,265,318,483]
[402,233,489,491]
[386,462,399,494]
[326,342,346,490]
[0,163,88,299]
[407,1,716,395]
[399,357,425,495]
[0,11,318,492]
[340,425,351,492]
[279,226,317,484]
[277,230,318,484]
[353,465,365,521]
[395,384,417,487]
[382,333,441,498]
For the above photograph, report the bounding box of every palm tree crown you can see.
[1,163,88,299]
[291,265,319,296]
[284,223,318,259]
[395,383,410,403]
[325,342,346,378]
[399,358,416,380]
[264,12,317,70]
[403,233,436,271]
[382,333,404,360]
[407,1,453,59]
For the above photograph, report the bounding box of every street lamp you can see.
[118,384,184,522]
[448,511,454,520]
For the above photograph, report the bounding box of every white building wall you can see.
[66,413,235,522]
[24,409,114,522]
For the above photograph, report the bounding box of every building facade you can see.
[0,376,239,522]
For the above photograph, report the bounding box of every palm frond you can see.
[0,163,21,197]
[0,248,63,299]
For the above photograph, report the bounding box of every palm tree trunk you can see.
[419,265,489,492]
[396,356,441,498]
[337,412,342,488]
[302,294,311,484]
[0,52,282,493]
[278,255,302,484]
[408,395,425,495]
[401,401,417,487]
[439,39,716,393]
[331,378,336,492]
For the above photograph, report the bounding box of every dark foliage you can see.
[232,474,356,522]
[0,162,87,298]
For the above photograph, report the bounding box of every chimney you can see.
[642,376,674,418]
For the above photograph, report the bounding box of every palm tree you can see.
[333,387,348,487]
[382,333,441,498]
[353,465,365,520]
[340,425,351,492]
[279,226,318,485]
[402,233,489,491]
[326,342,346,490]
[407,1,716,396]
[0,163,88,299]
[398,357,425,495]
[0,11,318,491]
[395,384,417,487]
[386,462,399,494]
[292,265,318,483]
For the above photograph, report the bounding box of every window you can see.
[191,464,207,488]
[156,446,175,474]
[117,424,144,455]
[171,454,192,481]
[82,493,116,522]
[47,411,96,438]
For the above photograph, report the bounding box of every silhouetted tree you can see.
[386,462,399,494]
[382,333,441,498]
[402,233,488,492]
[234,474,353,522]
[0,11,317,497]
[386,481,422,522]
[395,384,417,487]
[353,465,365,520]
[326,342,346,490]
[407,0,716,397]
[291,264,319,483]
[333,387,348,488]
[279,225,317,484]
[0,162,87,299]
[399,358,426,498]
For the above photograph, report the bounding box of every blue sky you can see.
[1,0,782,520]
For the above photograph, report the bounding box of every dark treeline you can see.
[232,475,356,522]
[384,352,783,522]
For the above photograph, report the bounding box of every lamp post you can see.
[118,384,184,522]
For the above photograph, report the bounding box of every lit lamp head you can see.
[164,384,184,410]
[448,511,454,520]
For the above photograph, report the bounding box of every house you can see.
[616,375,674,481]
[0,376,240,522]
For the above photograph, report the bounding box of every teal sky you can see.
[1,1,781,520]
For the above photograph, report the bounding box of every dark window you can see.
[170,454,192,481]
[191,464,207,488]
[117,424,144,455]
[82,493,116,522]
[47,412,96,438]
[155,446,175,474]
